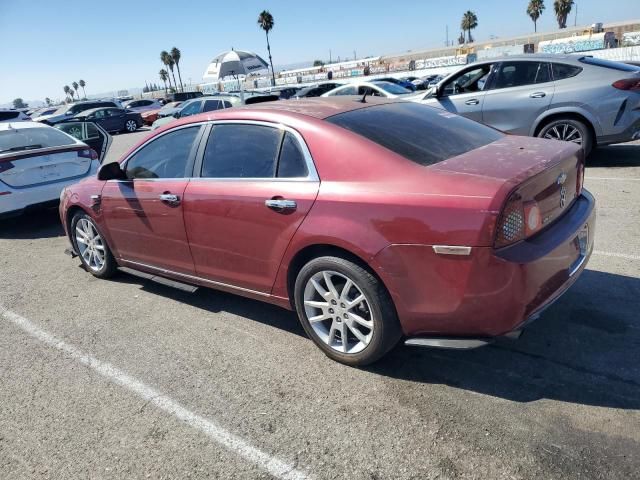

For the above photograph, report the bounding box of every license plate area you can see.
[569,225,589,277]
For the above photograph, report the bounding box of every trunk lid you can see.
[0,147,92,188]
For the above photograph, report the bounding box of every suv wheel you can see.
[538,118,593,156]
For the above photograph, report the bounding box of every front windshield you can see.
[373,82,411,95]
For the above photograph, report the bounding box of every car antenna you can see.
[359,90,368,103]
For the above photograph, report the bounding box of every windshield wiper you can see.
[0,144,44,153]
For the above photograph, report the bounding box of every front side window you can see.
[203,100,222,112]
[179,101,202,117]
[492,61,550,89]
[91,110,107,119]
[201,124,282,178]
[125,126,200,179]
[442,66,492,96]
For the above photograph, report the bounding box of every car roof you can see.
[76,107,119,115]
[0,120,52,131]
[207,97,397,120]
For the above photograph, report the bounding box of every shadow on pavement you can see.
[369,269,640,409]
[0,208,64,239]
[588,143,640,168]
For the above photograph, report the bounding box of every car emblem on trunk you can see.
[556,172,567,185]
[560,186,567,208]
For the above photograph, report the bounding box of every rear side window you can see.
[551,63,583,80]
[0,111,20,121]
[492,62,551,89]
[0,126,75,153]
[201,124,282,178]
[326,102,503,166]
[579,57,640,72]
[203,100,222,112]
[277,133,308,178]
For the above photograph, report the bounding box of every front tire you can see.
[71,212,117,278]
[294,256,401,366]
[537,118,593,156]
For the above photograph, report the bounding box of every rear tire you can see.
[71,212,117,279]
[537,118,593,156]
[294,256,401,366]
[124,119,138,133]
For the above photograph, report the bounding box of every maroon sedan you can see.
[60,98,595,366]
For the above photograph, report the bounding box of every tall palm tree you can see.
[553,0,574,29]
[460,11,478,44]
[171,47,183,92]
[257,10,276,86]
[527,0,545,32]
[72,81,79,100]
[159,69,169,94]
[79,79,86,98]
[45,97,51,106]
[63,85,72,102]
[160,51,174,91]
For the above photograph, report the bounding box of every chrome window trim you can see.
[197,119,320,182]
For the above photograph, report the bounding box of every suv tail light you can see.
[612,78,640,91]
[78,148,98,160]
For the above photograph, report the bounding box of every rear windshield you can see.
[579,57,640,72]
[0,127,76,153]
[326,102,503,166]
[0,111,20,121]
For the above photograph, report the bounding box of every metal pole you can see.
[574,2,578,27]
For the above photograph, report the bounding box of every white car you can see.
[123,99,163,113]
[321,80,413,98]
[0,109,31,123]
[0,121,111,218]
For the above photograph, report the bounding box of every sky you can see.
[1,0,639,105]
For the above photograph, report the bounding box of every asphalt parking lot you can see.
[1,130,639,479]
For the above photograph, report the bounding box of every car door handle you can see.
[465,99,480,105]
[159,193,180,205]
[530,92,547,98]
[265,198,297,211]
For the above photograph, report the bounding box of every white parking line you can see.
[0,305,311,480]
[593,250,640,261]
[585,177,640,181]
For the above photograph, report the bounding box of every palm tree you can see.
[554,0,574,29]
[159,69,169,94]
[171,47,183,92]
[460,11,478,44]
[160,51,174,91]
[527,0,545,32]
[79,79,86,98]
[257,10,276,86]
[45,97,51,106]
[63,85,72,102]
[72,81,79,100]
[161,50,178,92]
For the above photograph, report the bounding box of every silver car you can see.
[412,54,640,154]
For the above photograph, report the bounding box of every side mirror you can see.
[97,161,127,181]
[65,111,73,115]
[173,111,180,118]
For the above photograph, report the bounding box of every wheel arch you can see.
[285,243,393,311]
[532,109,600,144]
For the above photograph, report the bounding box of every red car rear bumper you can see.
[373,190,596,338]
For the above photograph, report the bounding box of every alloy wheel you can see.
[75,218,106,272]
[125,120,137,132]
[303,270,374,354]
[543,123,583,145]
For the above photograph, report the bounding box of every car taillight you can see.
[495,194,525,248]
[612,78,640,91]
[78,148,98,160]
